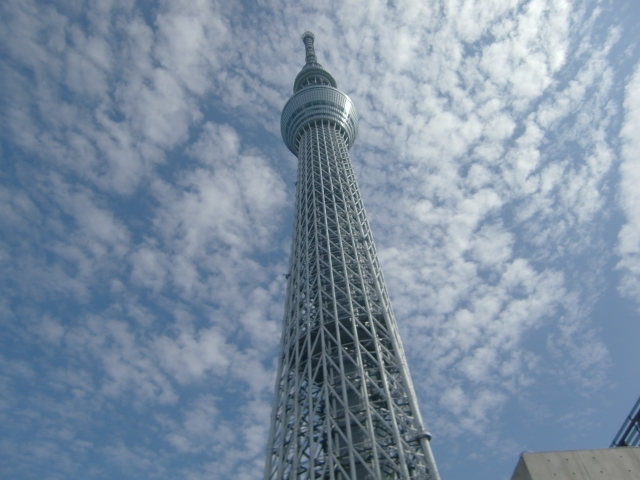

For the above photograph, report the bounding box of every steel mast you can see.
[264,32,441,480]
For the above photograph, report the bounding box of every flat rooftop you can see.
[510,447,640,480]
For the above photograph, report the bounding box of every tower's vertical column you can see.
[265,32,441,480]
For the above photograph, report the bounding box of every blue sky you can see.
[1,0,639,478]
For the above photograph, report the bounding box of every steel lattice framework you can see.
[611,395,640,447]
[264,32,440,480]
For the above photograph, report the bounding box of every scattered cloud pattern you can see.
[1,0,639,478]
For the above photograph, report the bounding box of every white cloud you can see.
[154,0,231,95]
[155,329,231,383]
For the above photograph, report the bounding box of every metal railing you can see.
[611,395,640,447]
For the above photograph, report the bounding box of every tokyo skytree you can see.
[264,32,441,480]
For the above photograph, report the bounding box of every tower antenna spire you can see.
[301,31,317,65]
[291,31,337,94]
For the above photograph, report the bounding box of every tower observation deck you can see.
[264,32,441,480]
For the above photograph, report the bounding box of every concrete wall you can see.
[510,447,640,480]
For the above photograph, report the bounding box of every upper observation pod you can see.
[281,31,359,155]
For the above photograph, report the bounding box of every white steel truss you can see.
[264,32,440,480]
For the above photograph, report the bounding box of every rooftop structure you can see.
[510,448,640,480]
[612,395,640,448]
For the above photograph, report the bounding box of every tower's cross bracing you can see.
[264,32,441,480]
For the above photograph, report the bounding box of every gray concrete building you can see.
[510,447,640,480]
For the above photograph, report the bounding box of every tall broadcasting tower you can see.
[264,32,440,480]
